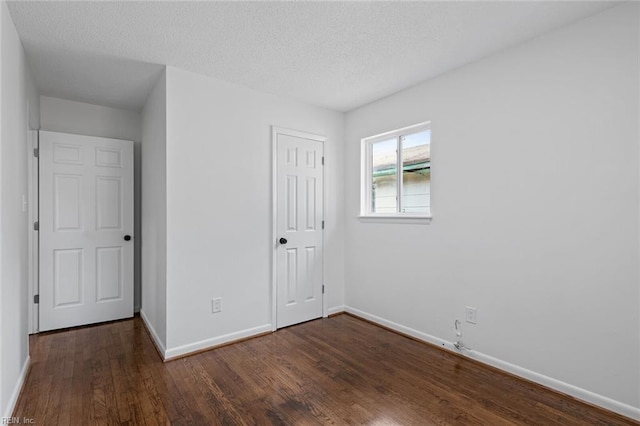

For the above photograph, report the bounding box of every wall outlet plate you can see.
[212,298,222,313]
[466,306,477,324]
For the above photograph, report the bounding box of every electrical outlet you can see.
[212,298,222,314]
[466,306,477,324]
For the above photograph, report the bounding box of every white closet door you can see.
[39,131,134,331]
[275,128,324,328]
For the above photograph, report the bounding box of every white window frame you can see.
[360,121,432,221]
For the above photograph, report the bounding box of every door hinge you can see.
[322,220,325,230]
[33,221,39,231]
[321,157,324,166]
[33,294,39,304]
[33,148,39,158]
[322,285,325,294]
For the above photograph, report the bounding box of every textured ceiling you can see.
[8,1,617,112]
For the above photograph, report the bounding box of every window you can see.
[361,122,431,218]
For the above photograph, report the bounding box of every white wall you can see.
[163,66,345,355]
[26,73,39,131]
[1,0,4,414]
[140,70,167,350]
[40,96,143,311]
[345,3,639,417]
[1,0,32,417]
[40,96,140,142]
[1,2,3,409]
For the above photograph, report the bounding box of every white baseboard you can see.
[164,324,273,360]
[344,306,640,421]
[328,305,345,316]
[467,347,640,421]
[345,306,455,349]
[139,310,166,359]
[3,356,31,419]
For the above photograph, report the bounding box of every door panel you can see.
[96,176,123,229]
[53,143,82,164]
[54,174,83,230]
[39,131,134,331]
[286,175,297,231]
[96,247,122,301]
[305,177,316,230]
[53,249,83,307]
[275,129,324,328]
[286,248,297,304]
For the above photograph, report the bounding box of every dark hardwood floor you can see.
[13,314,638,425]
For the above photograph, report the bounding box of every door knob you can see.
[279,237,287,245]
[124,235,132,241]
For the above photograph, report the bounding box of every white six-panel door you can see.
[39,131,134,331]
[274,128,324,329]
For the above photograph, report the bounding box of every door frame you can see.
[27,129,39,334]
[271,126,327,331]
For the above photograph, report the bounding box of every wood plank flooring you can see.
[13,314,638,425]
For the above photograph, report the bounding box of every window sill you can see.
[357,215,432,224]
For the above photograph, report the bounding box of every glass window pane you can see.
[401,130,430,214]
[371,138,397,214]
